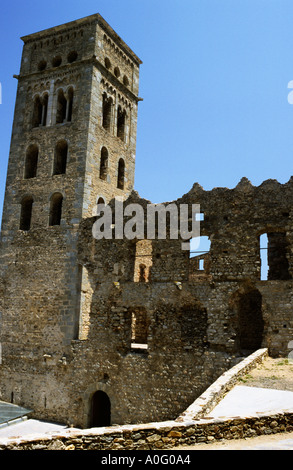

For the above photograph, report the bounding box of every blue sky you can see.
[1,0,293,222]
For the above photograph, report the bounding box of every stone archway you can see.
[90,390,111,427]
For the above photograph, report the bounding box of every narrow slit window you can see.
[42,94,48,126]
[49,193,63,226]
[117,158,125,190]
[99,147,108,180]
[102,94,112,131]
[19,196,33,231]
[66,87,74,122]
[117,106,126,141]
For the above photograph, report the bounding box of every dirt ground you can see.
[238,356,293,391]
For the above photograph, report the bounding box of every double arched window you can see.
[56,86,74,124]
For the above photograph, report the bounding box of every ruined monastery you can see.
[0,14,292,428]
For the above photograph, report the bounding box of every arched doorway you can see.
[90,391,111,427]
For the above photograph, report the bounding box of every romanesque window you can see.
[104,57,111,69]
[52,56,62,67]
[99,147,108,180]
[117,106,126,141]
[56,87,74,124]
[117,158,125,190]
[53,140,68,175]
[32,94,48,127]
[24,144,38,179]
[49,192,63,226]
[102,93,112,131]
[19,195,33,231]
[259,232,291,280]
[114,66,120,78]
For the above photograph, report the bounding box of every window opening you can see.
[67,51,78,63]
[66,87,74,122]
[32,96,42,127]
[189,236,211,278]
[102,94,112,131]
[117,158,125,190]
[260,232,291,280]
[99,147,108,180]
[49,193,63,226]
[56,89,67,124]
[52,56,62,67]
[131,307,148,350]
[19,196,33,231]
[134,240,153,283]
[53,140,68,175]
[117,106,126,141]
[24,144,38,179]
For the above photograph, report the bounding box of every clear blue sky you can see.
[1,0,293,222]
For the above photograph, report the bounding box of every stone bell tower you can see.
[0,14,142,409]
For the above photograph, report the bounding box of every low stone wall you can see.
[0,412,293,450]
[2,348,291,451]
[177,348,269,421]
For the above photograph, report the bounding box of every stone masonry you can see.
[0,14,293,429]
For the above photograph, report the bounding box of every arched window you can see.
[56,89,67,124]
[24,144,38,179]
[117,158,125,190]
[32,94,48,127]
[117,106,126,141]
[53,140,68,175]
[99,147,108,180]
[32,95,42,127]
[102,93,112,131]
[49,192,63,226]
[96,197,105,216]
[104,57,111,69]
[19,195,33,231]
